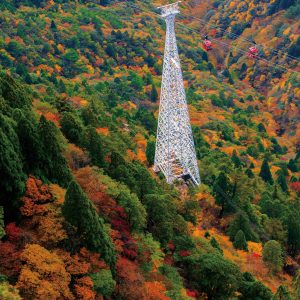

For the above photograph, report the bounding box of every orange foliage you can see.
[74,167,117,218]
[20,177,67,247]
[17,244,74,300]
[74,277,96,300]
[56,247,107,276]
[145,281,171,300]
[20,176,53,217]
[96,127,109,136]
[134,134,147,162]
[44,111,60,127]
[80,24,95,32]
[69,96,88,107]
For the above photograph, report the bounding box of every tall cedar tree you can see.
[259,159,274,184]
[14,110,42,175]
[146,140,155,166]
[213,172,233,217]
[210,237,223,255]
[276,171,288,193]
[233,230,248,251]
[60,111,84,145]
[228,212,258,242]
[0,126,26,205]
[238,272,272,299]
[150,84,158,102]
[273,286,293,300]
[62,181,116,269]
[231,150,242,168]
[84,127,105,168]
[0,74,31,109]
[38,115,72,187]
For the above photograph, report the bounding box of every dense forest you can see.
[0,0,299,299]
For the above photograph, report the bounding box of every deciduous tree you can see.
[17,244,73,300]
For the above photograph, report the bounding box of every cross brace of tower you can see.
[154,2,201,186]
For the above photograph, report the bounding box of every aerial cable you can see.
[178,12,300,64]
[176,21,300,75]
[117,2,300,75]
[117,1,300,64]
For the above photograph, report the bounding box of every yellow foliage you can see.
[57,43,65,53]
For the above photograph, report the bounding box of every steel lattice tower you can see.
[154,2,200,185]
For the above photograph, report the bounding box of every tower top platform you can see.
[157,1,181,18]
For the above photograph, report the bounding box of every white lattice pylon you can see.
[154,2,200,185]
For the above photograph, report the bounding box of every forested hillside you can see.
[0,0,299,299]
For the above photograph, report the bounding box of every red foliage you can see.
[0,242,22,278]
[75,168,138,259]
[167,241,175,252]
[20,176,53,217]
[116,257,149,300]
[57,247,108,276]
[290,181,300,192]
[179,250,191,257]
[252,253,261,259]
[5,223,22,243]
[186,289,198,298]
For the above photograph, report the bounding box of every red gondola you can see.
[247,45,258,59]
[203,35,212,51]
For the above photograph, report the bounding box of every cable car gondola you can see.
[203,35,212,51]
[247,43,258,59]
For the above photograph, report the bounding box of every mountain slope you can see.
[0,1,300,299]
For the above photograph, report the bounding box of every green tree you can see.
[186,253,241,300]
[14,111,42,174]
[262,240,283,273]
[283,209,300,256]
[150,83,158,102]
[60,112,84,145]
[84,127,105,168]
[264,218,287,246]
[213,172,234,217]
[277,171,288,193]
[0,74,31,109]
[259,159,274,184]
[38,115,72,187]
[64,49,79,62]
[258,124,266,134]
[245,168,254,178]
[273,285,293,300]
[239,272,272,300]
[90,269,116,297]
[146,140,155,166]
[294,271,300,300]
[228,212,258,242]
[0,207,4,240]
[231,150,242,168]
[287,159,298,172]
[143,194,179,246]
[233,230,248,251]
[50,20,57,30]
[210,237,223,255]
[0,126,26,204]
[62,181,116,268]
